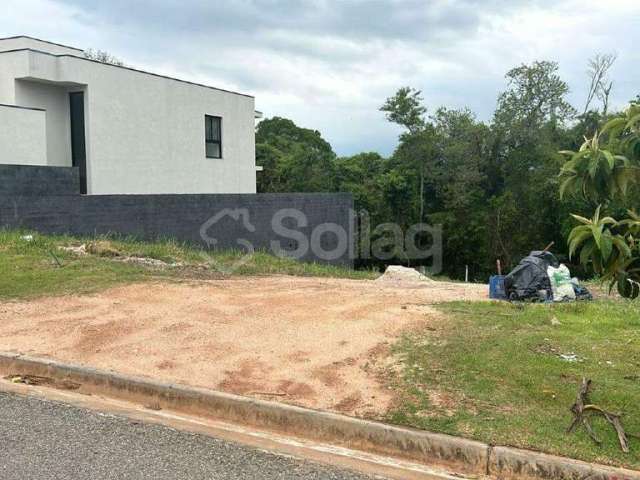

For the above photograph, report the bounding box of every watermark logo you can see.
[199,208,256,274]
[199,207,442,275]
[356,211,442,274]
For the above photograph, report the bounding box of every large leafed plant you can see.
[560,102,640,298]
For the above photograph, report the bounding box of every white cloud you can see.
[1,0,638,155]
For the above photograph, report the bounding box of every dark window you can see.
[205,115,222,158]
[69,92,87,194]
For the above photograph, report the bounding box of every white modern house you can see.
[0,36,259,194]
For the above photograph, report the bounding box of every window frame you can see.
[205,114,222,159]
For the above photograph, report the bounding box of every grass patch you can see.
[0,231,153,300]
[0,230,375,300]
[389,300,640,468]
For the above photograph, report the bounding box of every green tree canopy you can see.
[256,58,633,282]
[256,117,336,193]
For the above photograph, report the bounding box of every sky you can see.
[2,0,639,156]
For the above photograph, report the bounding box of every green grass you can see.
[0,231,149,299]
[389,300,640,469]
[0,230,375,300]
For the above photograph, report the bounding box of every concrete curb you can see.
[0,352,638,480]
[489,446,640,480]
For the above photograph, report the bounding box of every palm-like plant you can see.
[603,102,640,159]
[560,103,640,203]
[561,102,640,298]
[568,206,630,272]
[568,207,640,298]
[619,209,640,236]
[559,132,633,202]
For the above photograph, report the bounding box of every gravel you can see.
[0,392,381,480]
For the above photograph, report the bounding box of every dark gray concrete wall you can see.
[0,165,80,196]
[0,166,354,266]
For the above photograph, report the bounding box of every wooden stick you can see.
[567,378,631,453]
[542,241,555,253]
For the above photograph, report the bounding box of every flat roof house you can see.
[0,36,258,194]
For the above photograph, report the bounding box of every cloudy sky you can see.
[2,0,639,156]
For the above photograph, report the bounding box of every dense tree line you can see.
[256,59,637,280]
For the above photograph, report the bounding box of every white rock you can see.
[375,265,433,284]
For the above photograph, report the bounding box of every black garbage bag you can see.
[504,251,559,301]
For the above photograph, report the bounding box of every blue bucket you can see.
[489,275,507,300]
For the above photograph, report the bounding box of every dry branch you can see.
[567,378,630,452]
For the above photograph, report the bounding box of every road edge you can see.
[0,352,638,480]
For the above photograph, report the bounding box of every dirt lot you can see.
[0,275,486,417]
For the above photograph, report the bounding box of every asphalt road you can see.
[0,392,381,480]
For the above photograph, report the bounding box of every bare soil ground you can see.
[0,275,486,417]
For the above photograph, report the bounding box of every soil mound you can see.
[375,265,434,284]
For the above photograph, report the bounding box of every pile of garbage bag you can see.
[491,251,592,302]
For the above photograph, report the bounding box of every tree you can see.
[583,53,616,115]
[561,102,640,298]
[255,117,336,193]
[427,108,492,277]
[490,61,575,269]
[252,59,617,281]
[380,87,426,134]
[333,152,388,224]
[380,87,431,221]
[493,61,575,182]
[494,61,576,131]
[84,49,125,66]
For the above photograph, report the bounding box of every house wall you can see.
[57,55,257,195]
[0,48,257,195]
[0,50,76,168]
[0,50,29,105]
[0,104,47,165]
[0,36,83,56]
[14,80,74,167]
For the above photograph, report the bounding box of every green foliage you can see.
[561,103,640,298]
[494,61,576,130]
[256,60,628,281]
[256,117,336,193]
[390,300,640,468]
[424,108,491,276]
[333,152,389,225]
[559,124,638,203]
[380,87,435,223]
[379,86,426,134]
[486,61,576,271]
[567,206,628,270]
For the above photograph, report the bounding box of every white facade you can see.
[0,36,257,194]
[0,104,46,165]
